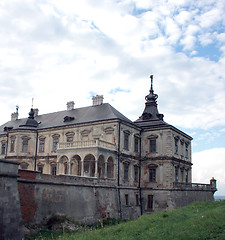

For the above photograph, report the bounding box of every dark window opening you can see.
[52,138,59,151]
[136,194,139,206]
[39,139,45,152]
[10,139,15,152]
[1,143,6,155]
[134,165,139,182]
[67,136,73,142]
[22,140,28,153]
[150,139,156,153]
[134,137,139,152]
[38,166,43,173]
[185,144,189,158]
[175,167,179,182]
[149,168,156,182]
[124,163,129,181]
[175,139,178,154]
[147,195,153,210]
[124,133,129,150]
[64,163,68,174]
[51,166,57,175]
[125,194,129,206]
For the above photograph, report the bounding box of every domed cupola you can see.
[19,108,38,128]
[135,75,166,128]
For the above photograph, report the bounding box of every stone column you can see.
[81,160,84,176]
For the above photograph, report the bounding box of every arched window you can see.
[58,156,69,175]
[71,155,81,176]
[84,154,95,177]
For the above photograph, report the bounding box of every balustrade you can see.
[58,139,116,150]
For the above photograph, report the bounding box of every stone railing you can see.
[58,139,116,151]
[173,182,216,192]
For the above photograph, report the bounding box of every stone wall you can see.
[18,170,135,225]
[170,189,215,208]
[0,159,24,240]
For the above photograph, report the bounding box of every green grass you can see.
[28,200,225,240]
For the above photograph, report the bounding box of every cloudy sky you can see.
[0,0,225,195]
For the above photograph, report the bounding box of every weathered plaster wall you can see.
[0,159,24,240]
[170,190,215,208]
[18,170,123,225]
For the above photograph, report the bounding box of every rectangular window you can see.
[149,168,156,182]
[67,136,73,142]
[136,194,139,206]
[1,143,6,155]
[124,133,129,150]
[10,139,15,152]
[134,137,139,152]
[125,194,129,206]
[175,139,178,154]
[185,144,188,158]
[124,163,129,181]
[51,166,57,175]
[134,165,139,182]
[150,139,156,153]
[147,195,153,210]
[175,167,179,182]
[39,139,45,152]
[22,140,28,153]
[52,138,59,151]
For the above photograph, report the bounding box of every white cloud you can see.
[0,0,225,133]
[193,148,225,196]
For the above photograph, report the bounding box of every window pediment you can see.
[65,131,75,137]
[39,135,46,140]
[123,130,130,135]
[52,134,60,139]
[21,135,31,140]
[148,164,158,169]
[147,134,158,139]
[81,129,91,136]
[104,127,114,134]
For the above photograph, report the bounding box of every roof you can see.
[0,103,135,134]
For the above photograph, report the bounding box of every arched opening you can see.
[84,154,95,177]
[58,155,69,175]
[71,155,81,176]
[107,157,114,178]
[98,155,105,178]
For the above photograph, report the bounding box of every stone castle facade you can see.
[0,75,216,220]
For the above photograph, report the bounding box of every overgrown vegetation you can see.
[27,200,225,240]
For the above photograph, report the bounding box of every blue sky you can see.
[0,0,225,195]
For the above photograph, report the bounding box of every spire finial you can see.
[150,74,154,93]
[32,98,34,108]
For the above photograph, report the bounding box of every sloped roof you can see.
[0,103,135,134]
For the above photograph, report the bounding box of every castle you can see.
[0,75,216,224]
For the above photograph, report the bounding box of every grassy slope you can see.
[32,200,225,240]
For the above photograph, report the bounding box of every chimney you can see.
[34,108,39,117]
[11,106,19,121]
[92,95,104,106]
[67,101,75,110]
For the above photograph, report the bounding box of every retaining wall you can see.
[0,159,24,240]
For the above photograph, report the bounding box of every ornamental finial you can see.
[150,74,154,94]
